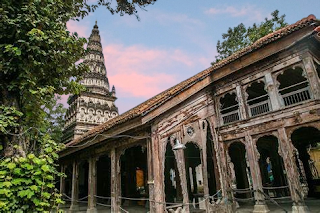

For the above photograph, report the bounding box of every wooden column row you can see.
[61,145,155,213]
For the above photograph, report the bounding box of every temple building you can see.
[62,22,118,143]
[59,15,320,213]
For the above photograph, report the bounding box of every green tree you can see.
[212,10,287,64]
[0,0,157,212]
[44,96,67,143]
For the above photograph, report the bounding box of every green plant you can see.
[0,134,65,213]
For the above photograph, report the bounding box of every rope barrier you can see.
[94,195,112,199]
[234,190,255,194]
[271,196,292,200]
[257,189,288,213]
[119,196,149,201]
[262,185,289,190]
[119,206,129,213]
[61,189,224,210]
[233,197,255,201]
[62,193,72,200]
[231,187,254,192]
[96,203,112,207]
[96,202,112,207]
[78,196,88,201]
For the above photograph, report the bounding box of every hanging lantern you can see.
[172,138,186,150]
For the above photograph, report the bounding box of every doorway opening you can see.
[206,125,219,196]
[256,135,289,198]
[120,145,148,212]
[291,127,320,197]
[228,142,253,204]
[184,143,205,210]
[164,142,183,205]
[78,161,89,203]
[96,154,111,206]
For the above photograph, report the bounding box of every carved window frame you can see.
[273,62,312,106]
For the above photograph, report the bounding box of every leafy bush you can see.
[0,135,65,213]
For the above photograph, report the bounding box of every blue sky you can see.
[65,0,320,114]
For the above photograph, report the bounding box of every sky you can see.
[65,0,320,114]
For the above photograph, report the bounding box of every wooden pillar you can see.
[147,138,155,213]
[200,132,210,211]
[151,131,165,213]
[111,148,120,213]
[264,72,281,110]
[60,165,66,195]
[277,128,309,213]
[245,134,270,213]
[69,161,79,212]
[236,84,248,120]
[302,55,320,99]
[87,157,97,213]
[173,135,189,213]
[207,116,229,197]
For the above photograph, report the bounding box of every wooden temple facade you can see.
[59,15,320,213]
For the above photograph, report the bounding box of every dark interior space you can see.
[184,142,203,208]
[164,142,183,204]
[246,81,270,116]
[246,81,268,105]
[78,161,89,200]
[277,67,311,106]
[206,125,218,196]
[228,142,251,201]
[257,135,289,198]
[97,154,111,204]
[291,127,320,197]
[64,164,73,198]
[120,145,148,209]
[220,92,239,114]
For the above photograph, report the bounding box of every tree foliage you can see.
[212,10,287,64]
[74,0,157,19]
[0,0,157,212]
[0,0,87,157]
[0,136,64,212]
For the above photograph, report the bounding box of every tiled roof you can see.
[66,14,318,147]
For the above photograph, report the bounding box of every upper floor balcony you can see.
[218,56,320,126]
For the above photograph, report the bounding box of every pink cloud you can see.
[67,20,90,38]
[111,73,175,97]
[103,44,208,98]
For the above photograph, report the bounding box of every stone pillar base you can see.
[292,204,310,213]
[86,207,98,213]
[253,204,270,213]
[68,204,79,213]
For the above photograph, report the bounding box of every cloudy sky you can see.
[65,0,320,114]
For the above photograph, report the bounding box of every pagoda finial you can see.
[111,85,116,97]
[95,20,97,25]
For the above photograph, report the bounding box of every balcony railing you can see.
[221,109,240,124]
[249,99,271,117]
[281,87,311,106]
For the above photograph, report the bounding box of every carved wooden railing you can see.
[281,87,311,106]
[221,109,240,124]
[279,81,311,106]
[248,99,271,117]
